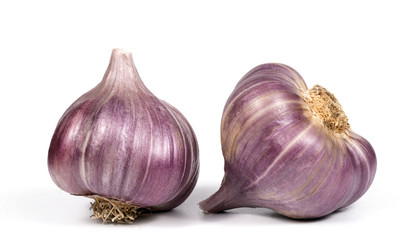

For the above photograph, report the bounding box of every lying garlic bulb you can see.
[199,63,376,219]
[48,49,199,223]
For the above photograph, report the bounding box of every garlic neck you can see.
[304,85,350,134]
[102,48,147,92]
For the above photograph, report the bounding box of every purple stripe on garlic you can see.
[199,63,376,219]
[48,49,199,223]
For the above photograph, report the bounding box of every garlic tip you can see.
[112,48,132,56]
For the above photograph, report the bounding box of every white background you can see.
[0,0,412,239]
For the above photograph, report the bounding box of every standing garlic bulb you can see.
[199,63,376,219]
[48,49,199,223]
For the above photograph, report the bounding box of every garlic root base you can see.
[88,195,151,223]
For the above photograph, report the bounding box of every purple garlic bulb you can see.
[199,63,376,219]
[48,49,199,223]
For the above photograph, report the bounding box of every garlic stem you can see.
[101,48,148,92]
[199,187,236,213]
[199,177,253,213]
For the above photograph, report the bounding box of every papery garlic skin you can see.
[48,49,199,213]
[199,63,376,219]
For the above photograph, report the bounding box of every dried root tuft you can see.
[303,85,350,135]
[89,195,151,223]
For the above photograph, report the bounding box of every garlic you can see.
[48,49,199,223]
[199,63,376,219]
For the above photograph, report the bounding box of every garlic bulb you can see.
[199,63,376,219]
[48,49,199,223]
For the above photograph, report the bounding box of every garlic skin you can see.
[199,63,376,219]
[48,49,199,218]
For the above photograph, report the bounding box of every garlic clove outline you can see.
[199,63,376,219]
[48,49,199,223]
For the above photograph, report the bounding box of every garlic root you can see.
[89,195,151,223]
